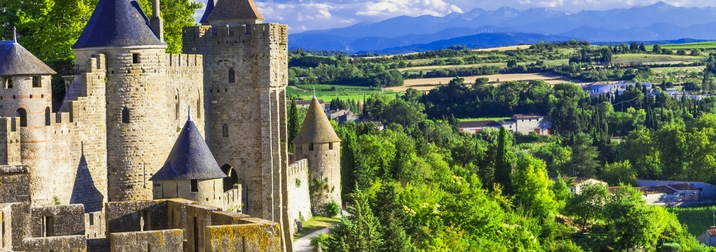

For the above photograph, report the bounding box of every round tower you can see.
[0,38,56,205]
[292,97,342,216]
[73,0,171,201]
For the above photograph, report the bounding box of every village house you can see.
[458,114,551,135]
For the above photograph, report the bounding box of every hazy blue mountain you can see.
[289,2,716,53]
[364,33,576,55]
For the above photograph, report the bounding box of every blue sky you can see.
[193,0,716,33]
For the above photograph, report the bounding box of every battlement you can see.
[288,159,308,177]
[182,23,288,53]
[166,54,202,68]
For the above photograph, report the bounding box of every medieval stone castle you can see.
[0,0,341,250]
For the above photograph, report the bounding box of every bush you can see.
[310,233,329,252]
[659,243,681,252]
[325,201,341,217]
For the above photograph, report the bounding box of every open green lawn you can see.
[669,205,716,236]
[293,216,341,240]
[459,117,511,122]
[287,84,397,101]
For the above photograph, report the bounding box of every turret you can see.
[73,0,171,202]
[199,0,215,25]
[151,109,226,207]
[206,0,264,24]
[292,97,342,216]
[0,38,56,204]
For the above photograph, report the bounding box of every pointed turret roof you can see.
[150,114,225,181]
[73,0,165,49]
[292,97,341,144]
[199,0,215,24]
[0,41,56,76]
[207,0,264,24]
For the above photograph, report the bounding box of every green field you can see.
[293,216,340,240]
[612,54,706,64]
[287,84,396,101]
[669,206,716,236]
[647,41,716,51]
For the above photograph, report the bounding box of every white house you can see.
[569,178,608,194]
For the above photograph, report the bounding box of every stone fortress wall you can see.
[285,159,312,233]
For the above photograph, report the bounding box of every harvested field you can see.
[389,73,581,92]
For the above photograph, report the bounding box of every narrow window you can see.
[5,78,12,89]
[1,212,4,248]
[132,53,140,64]
[43,216,54,237]
[140,210,150,231]
[190,179,198,192]
[15,109,27,127]
[122,107,129,124]
[196,98,201,119]
[309,143,314,151]
[193,217,199,252]
[222,124,228,137]
[45,107,51,126]
[329,142,334,150]
[228,68,235,83]
[32,76,40,88]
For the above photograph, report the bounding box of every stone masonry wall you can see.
[286,159,311,234]
[0,165,30,203]
[109,229,183,252]
[296,142,342,216]
[183,23,292,251]
[54,54,109,212]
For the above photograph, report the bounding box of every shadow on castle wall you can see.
[70,153,104,212]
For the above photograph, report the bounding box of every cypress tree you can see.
[494,127,514,194]
[288,99,300,151]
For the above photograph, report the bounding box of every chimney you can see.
[150,0,164,41]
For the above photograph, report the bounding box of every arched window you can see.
[15,108,27,127]
[45,107,51,126]
[228,68,235,83]
[122,107,130,124]
[222,124,228,137]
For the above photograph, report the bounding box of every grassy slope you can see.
[670,206,716,236]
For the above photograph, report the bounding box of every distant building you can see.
[698,226,716,246]
[458,114,551,135]
[569,178,608,194]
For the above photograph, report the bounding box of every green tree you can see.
[604,186,658,251]
[511,153,557,218]
[288,99,300,151]
[566,133,600,177]
[564,182,609,231]
[494,127,514,194]
[327,189,383,251]
[137,0,202,53]
[600,160,637,186]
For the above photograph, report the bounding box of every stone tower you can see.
[150,109,226,208]
[73,0,171,202]
[292,97,342,216]
[183,0,291,248]
[0,39,56,205]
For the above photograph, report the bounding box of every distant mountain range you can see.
[288,2,716,54]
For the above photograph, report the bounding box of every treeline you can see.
[313,114,709,251]
[288,52,404,87]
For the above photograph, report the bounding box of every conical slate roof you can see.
[0,41,56,76]
[292,97,341,144]
[73,0,165,49]
[199,0,215,24]
[207,0,264,23]
[150,115,225,181]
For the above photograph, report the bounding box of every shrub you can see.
[325,201,341,217]
[310,233,329,252]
